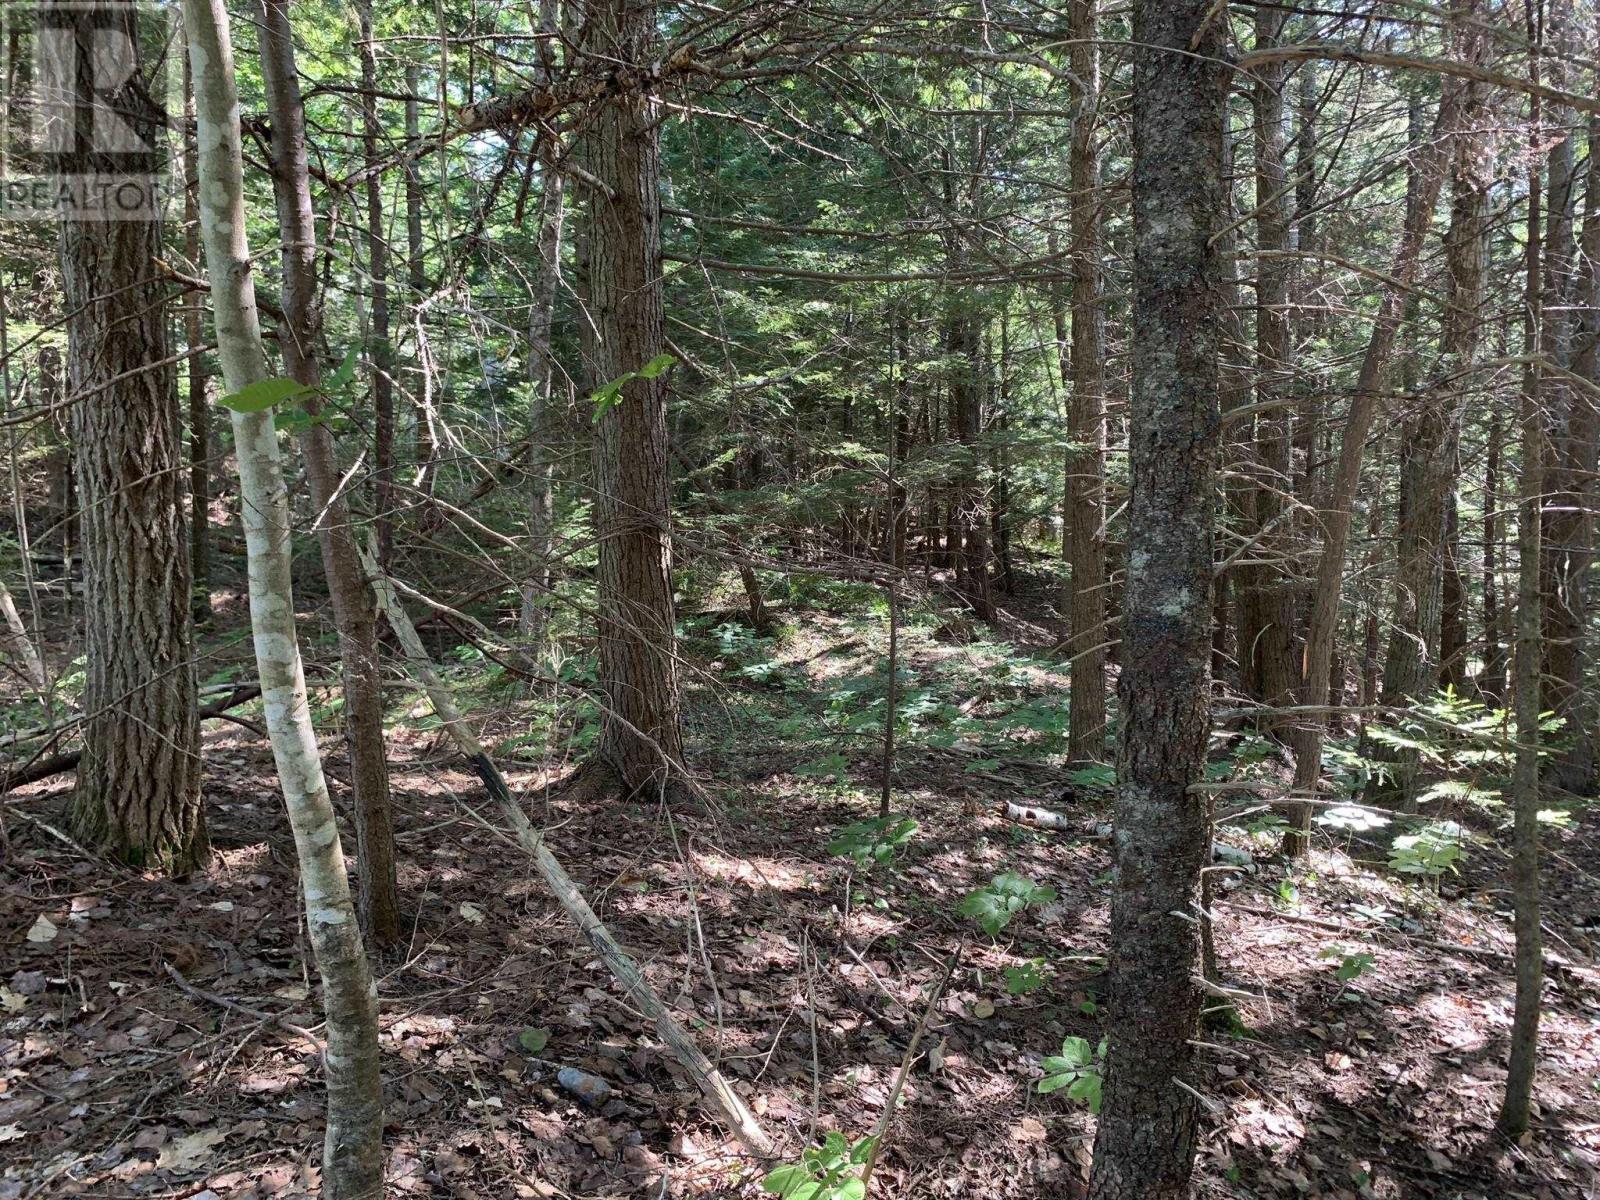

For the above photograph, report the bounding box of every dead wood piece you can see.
[999,800,1075,830]
[360,538,776,1159]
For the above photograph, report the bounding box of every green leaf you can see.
[1067,1072,1103,1113]
[589,355,675,422]
[218,376,311,413]
[325,345,359,391]
[958,871,1057,937]
[762,1166,818,1198]
[518,1027,550,1054]
[1003,961,1047,995]
[635,352,677,379]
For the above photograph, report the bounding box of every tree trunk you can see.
[1086,2,1224,1196]
[581,0,685,794]
[1238,4,1299,727]
[0,574,46,693]
[57,0,204,874]
[260,0,402,949]
[518,0,567,645]
[403,62,435,498]
[182,41,211,622]
[183,0,383,1191]
[1499,106,1546,1139]
[1482,403,1507,701]
[1066,0,1107,764]
[947,303,991,617]
[1541,99,1597,795]
[361,0,396,568]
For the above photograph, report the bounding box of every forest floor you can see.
[3,564,1600,1199]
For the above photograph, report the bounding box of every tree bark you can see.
[1499,100,1546,1139]
[518,0,567,645]
[361,0,396,568]
[57,0,204,874]
[1482,403,1507,701]
[1367,47,1488,804]
[184,0,384,1190]
[1086,2,1224,1196]
[581,0,685,793]
[403,62,435,498]
[182,38,211,622]
[259,0,402,948]
[1541,94,1596,794]
[947,301,991,617]
[1065,0,1107,764]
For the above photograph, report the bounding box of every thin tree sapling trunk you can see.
[183,0,384,1190]
[1065,0,1107,764]
[259,0,402,948]
[1499,104,1546,1138]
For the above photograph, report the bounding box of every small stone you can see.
[557,1067,613,1108]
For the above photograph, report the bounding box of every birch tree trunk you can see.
[183,0,383,1191]
[259,0,402,947]
[1086,2,1224,1195]
[0,575,46,693]
[361,0,397,568]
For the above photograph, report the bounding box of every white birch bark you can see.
[0,575,46,693]
[181,1,383,1193]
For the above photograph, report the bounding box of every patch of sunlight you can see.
[692,850,819,892]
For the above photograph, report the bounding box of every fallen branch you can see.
[163,961,325,1055]
[2,685,262,794]
[360,539,775,1158]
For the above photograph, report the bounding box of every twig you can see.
[163,961,326,1055]
[859,942,961,1193]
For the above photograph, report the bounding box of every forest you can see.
[2,0,1599,1196]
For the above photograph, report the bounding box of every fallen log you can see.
[999,800,1075,830]
[1,685,262,794]
[359,538,775,1159]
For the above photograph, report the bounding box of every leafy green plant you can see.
[958,871,1058,937]
[1003,958,1049,995]
[1038,1035,1105,1113]
[762,1131,878,1200]
[827,815,918,867]
[1318,945,1376,983]
[1388,821,1465,883]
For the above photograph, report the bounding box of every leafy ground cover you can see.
[3,569,1598,1198]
